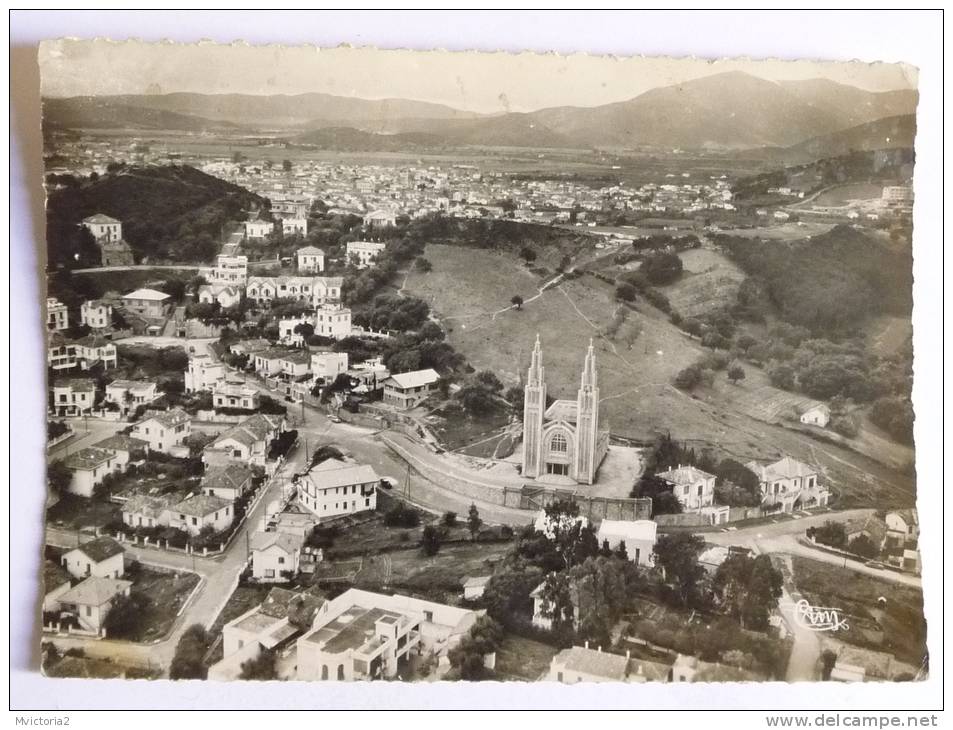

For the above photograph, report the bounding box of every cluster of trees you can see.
[447,616,505,680]
[611,270,672,313]
[714,226,912,336]
[807,520,881,560]
[45,164,267,267]
[383,502,421,528]
[353,293,431,333]
[170,624,210,680]
[674,350,744,391]
[454,370,506,417]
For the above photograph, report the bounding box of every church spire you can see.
[528,333,544,385]
[580,338,597,389]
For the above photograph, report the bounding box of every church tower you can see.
[573,339,600,485]
[521,334,546,479]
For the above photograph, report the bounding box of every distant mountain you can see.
[43,97,240,132]
[524,72,919,150]
[784,114,917,161]
[45,92,482,131]
[43,73,919,151]
[46,165,267,267]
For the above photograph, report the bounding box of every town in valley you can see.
[37,41,924,686]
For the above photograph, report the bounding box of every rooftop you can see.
[385,368,440,390]
[136,407,190,430]
[553,646,628,681]
[59,576,131,607]
[82,213,120,225]
[93,434,149,454]
[63,447,115,471]
[303,460,379,490]
[544,399,578,423]
[657,464,716,486]
[172,493,232,518]
[202,463,254,491]
[123,288,170,302]
[66,536,125,563]
[597,519,657,542]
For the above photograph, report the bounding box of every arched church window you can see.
[550,432,568,453]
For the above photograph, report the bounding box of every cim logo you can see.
[790,599,850,632]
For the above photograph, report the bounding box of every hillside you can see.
[45,92,481,131]
[785,114,917,161]
[42,97,241,132]
[45,164,268,267]
[43,72,918,151]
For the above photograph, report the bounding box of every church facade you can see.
[521,336,609,485]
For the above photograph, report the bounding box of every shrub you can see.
[383,502,420,528]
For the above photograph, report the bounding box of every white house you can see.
[61,536,125,580]
[596,519,657,566]
[296,459,379,520]
[297,246,326,273]
[104,379,158,412]
[314,304,352,340]
[54,577,132,634]
[51,378,96,417]
[281,217,308,237]
[203,413,284,468]
[657,465,716,513]
[253,348,289,377]
[80,300,112,330]
[167,494,233,537]
[130,408,191,454]
[745,456,830,513]
[201,463,254,502]
[121,288,170,319]
[346,240,387,269]
[311,351,349,386]
[296,588,479,681]
[548,645,630,684]
[81,213,122,243]
[92,434,149,463]
[207,254,249,286]
[198,284,242,309]
[462,576,492,601]
[362,209,397,228]
[185,355,226,393]
[799,403,831,429]
[244,219,275,240]
[47,298,69,331]
[382,368,440,409]
[212,379,260,411]
[61,447,125,498]
[250,531,305,581]
[122,494,174,530]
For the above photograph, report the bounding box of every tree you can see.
[727,364,746,384]
[511,295,524,310]
[448,616,504,680]
[535,571,576,635]
[613,540,629,562]
[475,370,504,392]
[809,521,848,550]
[640,251,684,285]
[103,592,150,640]
[443,511,458,528]
[384,502,420,528]
[282,159,292,172]
[821,649,838,680]
[422,525,441,556]
[540,500,600,569]
[848,534,880,560]
[415,257,432,273]
[240,650,277,680]
[653,533,707,608]
[519,247,537,264]
[768,363,797,391]
[712,553,783,630]
[674,365,702,391]
[615,283,638,302]
[170,624,209,680]
[47,460,73,496]
[467,503,482,540]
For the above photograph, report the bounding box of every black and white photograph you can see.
[8,9,944,717]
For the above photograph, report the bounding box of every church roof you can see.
[544,399,578,423]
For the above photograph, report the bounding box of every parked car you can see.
[379,478,396,490]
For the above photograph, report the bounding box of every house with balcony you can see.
[296,588,479,681]
[51,378,97,417]
[745,456,830,513]
[104,379,158,413]
[346,240,386,268]
[212,379,260,411]
[295,459,379,520]
[80,299,113,331]
[185,355,225,393]
[47,298,69,331]
[121,288,170,319]
[382,368,440,410]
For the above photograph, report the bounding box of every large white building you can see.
[596,519,657,567]
[297,246,326,273]
[80,300,112,330]
[185,355,226,393]
[130,408,191,454]
[346,240,387,269]
[296,459,379,520]
[522,337,608,485]
[46,298,69,332]
[206,254,249,286]
[745,456,830,513]
[296,588,479,681]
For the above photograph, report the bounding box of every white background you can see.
[7,8,946,716]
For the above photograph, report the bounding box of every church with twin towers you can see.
[521,335,610,486]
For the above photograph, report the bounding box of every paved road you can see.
[47,417,126,458]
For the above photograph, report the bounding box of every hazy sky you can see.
[39,39,918,113]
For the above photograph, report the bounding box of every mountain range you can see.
[43,71,918,154]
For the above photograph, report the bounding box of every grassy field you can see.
[791,557,927,667]
[494,635,559,681]
[126,564,201,642]
[401,242,917,508]
[863,314,913,357]
[46,495,121,532]
[660,248,747,317]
